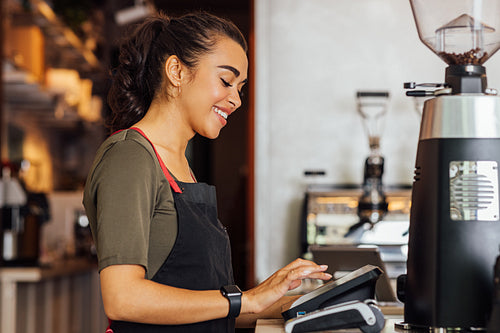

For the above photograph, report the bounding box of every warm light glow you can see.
[45,68,82,106]
[34,0,100,67]
[78,80,102,122]
[21,128,53,193]
[314,194,411,212]
[387,197,412,213]
[316,196,359,208]
[35,1,57,21]
[5,25,45,82]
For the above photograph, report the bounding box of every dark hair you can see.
[107,12,247,132]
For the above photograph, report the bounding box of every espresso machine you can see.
[0,165,27,265]
[0,163,48,266]
[399,0,500,330]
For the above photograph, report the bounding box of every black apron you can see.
[109,128,235,333]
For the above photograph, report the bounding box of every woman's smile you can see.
[213,106,229,125]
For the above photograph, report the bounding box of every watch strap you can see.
[220,285,242,318]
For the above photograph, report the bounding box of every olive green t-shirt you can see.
[83,129,178,279]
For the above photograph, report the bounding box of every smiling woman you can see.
[162,36,248,141]
[82,11,332,333]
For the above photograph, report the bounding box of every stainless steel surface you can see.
[304,185,411,247]
[420,95,500,139]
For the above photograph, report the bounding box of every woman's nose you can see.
[229,89,242,110]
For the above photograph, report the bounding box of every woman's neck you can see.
[133,102,196,182]
[137,101,192,150]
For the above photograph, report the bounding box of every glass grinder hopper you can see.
[405,0,500,95]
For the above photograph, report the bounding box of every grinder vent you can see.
[449,161,499,221]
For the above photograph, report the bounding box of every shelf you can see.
[3,60,84,129]
[3,0,105,127]
[6,0,103,75]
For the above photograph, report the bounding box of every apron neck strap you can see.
[113,127,182,193]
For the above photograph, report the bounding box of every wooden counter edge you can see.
[0,257,98,282]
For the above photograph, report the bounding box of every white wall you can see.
[254,0,500,282]
[41,191,85,262]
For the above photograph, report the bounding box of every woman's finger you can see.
[303,271,332,280]
[285,258,318,269]
[287,264,329,279]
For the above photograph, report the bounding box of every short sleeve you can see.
[86,138,159,272]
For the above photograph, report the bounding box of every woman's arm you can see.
[100,264,230,324]
[236,295,299,328]
[100,258,331,325]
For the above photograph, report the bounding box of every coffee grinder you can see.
[399,0,500,330]
[356,92,389,226]
[345,92,390,239]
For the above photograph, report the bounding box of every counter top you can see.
[256,316,404,333]
[0,257,103,333]
[0,257,97,282]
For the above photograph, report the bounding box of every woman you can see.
[83,12,331,332]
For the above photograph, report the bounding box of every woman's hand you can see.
[241,258,332,314]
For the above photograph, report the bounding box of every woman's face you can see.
[178,37,248,139]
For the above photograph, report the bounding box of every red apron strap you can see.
[113,127,182,193]
[110,129,124,136]
[106,318,113,333]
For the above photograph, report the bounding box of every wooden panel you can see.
[246,0,256,288]
[0,261,107,333]
[5,25,45,82]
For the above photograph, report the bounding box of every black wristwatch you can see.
[220,285,242,318]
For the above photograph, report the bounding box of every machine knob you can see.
[396,274,406,303]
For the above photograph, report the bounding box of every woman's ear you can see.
[164,55,183,88]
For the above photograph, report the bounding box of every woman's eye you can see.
[221,78,232,87]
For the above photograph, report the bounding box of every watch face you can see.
[223,285,241,296]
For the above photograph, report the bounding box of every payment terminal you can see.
[282,265,385,333]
